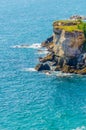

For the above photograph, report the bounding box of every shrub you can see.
[83,23,86,38]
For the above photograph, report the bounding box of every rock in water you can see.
[35,17,86,75]
[35,64,50,71]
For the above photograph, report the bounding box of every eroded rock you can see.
[35,18,86,75]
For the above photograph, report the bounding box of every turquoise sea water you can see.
[0,0,86,130]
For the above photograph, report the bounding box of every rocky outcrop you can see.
[39,54,54,63]
[35,19,86,75]
[53,21,85,57]
[35,63,50,71]
[70,15,86,20]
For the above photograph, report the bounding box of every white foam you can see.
[45,71,51,76]
[28,43,41,49]
[51,71,73,77]
[11,43,41,49]
[12,45,29,48]
[23,68,36,72]
[44,71,73,77]
[37,49,49,55]
[72,126,86,130]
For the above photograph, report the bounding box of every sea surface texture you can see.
[0,0,86,130]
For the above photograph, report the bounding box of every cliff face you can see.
[53,30,85,57]
[36,20,86,75]
[53,21,85,57]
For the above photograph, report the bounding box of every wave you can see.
[52,71,73,77]
[72,126,86,130]
[28,43,41,49]
[11,43,41,49]
[23,68,71,77]
[43,70,73,77]
[37,48,49,55]
[22,68,36,72]
[45,71,73,77]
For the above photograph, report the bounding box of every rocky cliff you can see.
[35,19,86,75]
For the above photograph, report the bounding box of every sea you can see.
[0,0,86,130]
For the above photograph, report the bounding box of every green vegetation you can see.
[53,19,86,52]
[54,25,80,32]
[78,21,86,38]
[83,25,86,38]
[53,20,86,34]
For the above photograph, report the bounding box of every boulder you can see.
[35,64,50,71]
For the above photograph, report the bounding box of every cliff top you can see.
[53,20,86,33]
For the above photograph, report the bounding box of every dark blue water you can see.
[0,0,86,130]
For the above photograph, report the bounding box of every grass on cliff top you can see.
[53,20,86,34]
[55,25,80,32]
